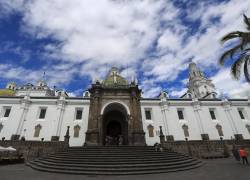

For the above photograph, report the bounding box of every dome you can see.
[103,67,128,86]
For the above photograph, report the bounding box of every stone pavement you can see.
[0,157,249,180]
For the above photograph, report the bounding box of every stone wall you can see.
[0,140,68,161]
[162,140,250,159]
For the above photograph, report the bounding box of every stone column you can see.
[51,96,66,141]
[11,95,31,140]
[129,86,145,145]
[85,83,102,145]
[192,99,209,140]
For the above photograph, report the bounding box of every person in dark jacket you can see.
[232,145,240,162]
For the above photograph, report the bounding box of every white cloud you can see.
[212,68,250,98]
[0,0,250,98]
[169,88,188,98]
[0,63,78,87]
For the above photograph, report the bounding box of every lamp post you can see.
[185,137,192,156]
[220,136,229,157]
[159,126,165,144]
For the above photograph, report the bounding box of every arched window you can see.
[182,124,189,137]
[74,125,81,138]
[0,123,3,133]
[147,125,154,137]
[246,124,250,135]
[34,124,42,137]
[216,124,224,136]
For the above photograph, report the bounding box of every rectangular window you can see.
[238,109,245,119]
[76,109,83,120]
[145,109,152,120]
[3,108,11,117]
[39,108,47,119]
[177,109,184,120]
[209,109,216,120]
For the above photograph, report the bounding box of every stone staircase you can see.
[26,146,203,175]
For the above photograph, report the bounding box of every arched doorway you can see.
[102,103,128,145]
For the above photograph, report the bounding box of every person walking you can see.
[239,147,249,165]
[154,143,159,152]
[232,145,240,162]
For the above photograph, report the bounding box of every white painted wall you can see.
[0,97,249,147]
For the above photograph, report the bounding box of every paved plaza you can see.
[0,157,249,180]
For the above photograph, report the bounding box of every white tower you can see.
[6,82,16,90]
[187,62,217,99]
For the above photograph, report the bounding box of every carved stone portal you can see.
[85,68,146,146]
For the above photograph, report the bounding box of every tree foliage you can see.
[219,14,250,82]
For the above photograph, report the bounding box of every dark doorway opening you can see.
[103,109,128,145]
[106,121,122,137]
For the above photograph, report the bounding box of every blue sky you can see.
[0,0,249,98]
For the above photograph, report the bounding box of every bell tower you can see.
[187,62,217,99]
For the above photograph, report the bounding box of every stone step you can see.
[40,156,192,164]
[49,153,183,158]
[34,158,196,168]
[47,154,188,161]
[28,160,202,173]
[27,146,203,175]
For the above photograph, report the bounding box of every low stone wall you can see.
[163,140,250,159]
[0,140,68,161]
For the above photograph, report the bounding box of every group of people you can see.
[232,146,249,165]
[105,135,123,146]
[154,142,163,152]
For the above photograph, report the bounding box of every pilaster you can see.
[11,95,31,140]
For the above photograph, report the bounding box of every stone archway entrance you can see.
[102,103,128,145]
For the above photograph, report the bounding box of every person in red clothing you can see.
[239,147,249,165]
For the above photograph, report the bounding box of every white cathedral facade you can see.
[0,63,250,146]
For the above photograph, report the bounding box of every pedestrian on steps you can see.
[154,143,159,152]
[232,145,240,162]
[239,147,249,165]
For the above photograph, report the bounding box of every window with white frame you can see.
[2,106,11,118]
[147,124,154,137]
[216,124,224,136]
[238,108,246,120]
[75,108,83,120]
[209,108,216,120]
[144,108,152,120]
[74,125,81,137]
[177,108,184,120]
[34,124,42,137]
[182,124,189,137]
[38,107,47,119]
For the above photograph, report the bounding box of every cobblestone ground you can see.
[0,157,249,180]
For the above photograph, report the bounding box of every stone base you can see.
[159,135,165,143]
[85,130,100,146]
[166,135,174,141]
[11,134,20,141]
[234,134,244,141]
[131,130,146,146]
[51,136,60,141]
[201,134,209,141]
